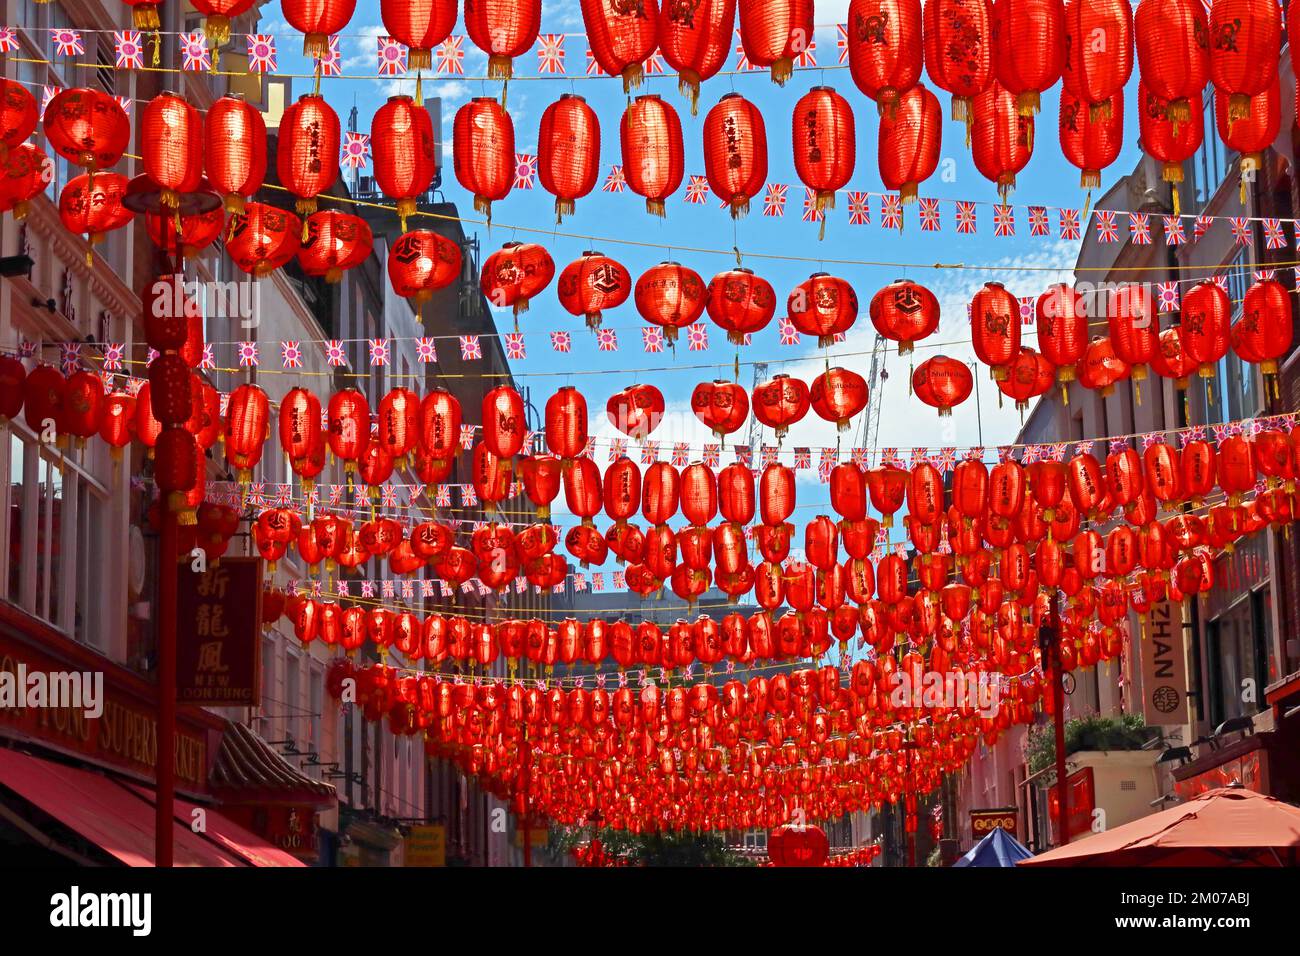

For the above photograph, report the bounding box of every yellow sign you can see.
[405,825,446,867]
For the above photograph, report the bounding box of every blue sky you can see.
[259,1,1148,553]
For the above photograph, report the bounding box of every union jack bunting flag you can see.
[460,483,479,506]
[435,484,452,507]
[612,570,626,589]
[319,35,342,76]
[851,447,869,467]
[247,35,277,72]
[795,37,817,67]
[237,342,258,367]
[1129,213,1151,245]
[180,32,210,71]
[702,443,721,467]
[1019,297,1035,326]
[0,28,17,53]
[340,131,370,169]
[459,335,482,360]
[641,327,664,352]
[1230,217,1250,245]
[847,191,871,225]
[936,447,958,471]
[1094,210,1119,243]
[777,317,800,346]
[522,430,537,456]
[963,446,984,461]
[513,154,537,189]
[596,328,619,352]
[359,580,375,598]
[1254,268,1277,282]
[585,49,601,75]
[592,572,605,591]
[201,345,215,370]
[881,193,903,230]
[40,86,56,119]
[280,341,303,369]
[836,23,850,62]
[802,187,824,223]
[671,443,690,466]
[504,332,526,359]
[996,445,1015,463]
[113,31,144,69]
[1210,274,1229,291]
[550,331,571,352]
[1059,208,1080,240]
[537,33,566,73]
[643,52,666,74]
[57,343,81,375]
[583,437,597,459]
[1022,444,1041,464]
[50,29,84,56]
[101,343,124,371]
[608,438,628,461]
[368,339,390,366]
[761,445,779,466]
[1163,215,1186,245]
[733,34,759,71]
[910,447,931,467]
[919,197,940,231]
[602,165,626,192]
[685,175,709,204]
[993,204,1014,237]
[436,36,465,74]
[640,441,660,464]
[1028,205,1049,236]
[1156,281,1180,313]
[1074,440,1094,457]
[879,447,901,466]
[380,579,396,598]
[734,445,753,466]
[955,201,977,234]
[378,37,407,75]
[416,337,438,362]
[1194,215,1211,241]
[763,184,788,217]
[686,324,709,351]
[1263,218,1287,250]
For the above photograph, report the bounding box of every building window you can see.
[1189,92,1234,213]
[1206,589,1273,726]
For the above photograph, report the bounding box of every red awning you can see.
[126,783,305,868]
[0,748,251,867]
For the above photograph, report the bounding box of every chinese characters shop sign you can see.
[177,558,262,705]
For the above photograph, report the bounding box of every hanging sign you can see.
[176,558,262,706]
[1139,601,1190,725]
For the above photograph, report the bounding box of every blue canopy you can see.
[953,827,1033,868]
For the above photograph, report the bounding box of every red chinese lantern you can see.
[1232,279,1293,392]
[846,0,923,115]
[691,380,750,439]
[280,386,322,475]
[878,84,942,202]
[1,143,52,220]
[971,81,1033,200]
[603,456,642,525]
[1108,283,1158,384]
[58,173,132,255]
[327,388,370,468]
[621,95,685,216]
[226,384,269,481]
[42,88,131,171]
[377,388,419,464]
[205,94,266,214]
[419,388,462,460]
[387,230,463,306]
[226,203,301,276]
[810,368,869,430]
[737,0,815,84]
[1036,283,1088,384]
[1180,280,1232,380]
[706,268,777,344]
[99,392,135,456]
[564,457,604,526]
[464,0,541,78]
[789,273,858,348]
[923,0,994,125]
[1135,0,1210,123]
[1208,0,1280,122]
[545,386,588,462]
[155,427,198,514]
[453,98,515,220]
[558,251,631,330]
[1214,77,1280,194]
[997,346,1055,412]
[141,92,203,210]
[607,383,665,439]
[1063,0,1133,119]
[792,87,856,219]
[992,0,1066,115]
[1137,83,1204,213]
[869,279,939,354]
[133,383,162,450]
[1059,88,1123,189]
[145,206,225,259]
[283,0,357,57]
[61,371,105,443]
[481,241,555,318]
[1077,336,1131,397]
[912,356,973,416]
[703,93,768,217]
[277,95,340,217]
[381,0,457,71]
[538,94,600,223]
[372,94,437,229]
[658,0,736,112]
[752,374,810,438]
[642,286,716,370]
[970,281,1021,380]
[1151,325,1198,389]
[582,0,660,91]
[22,365,67,438]
[299,210,373,283]
[482,385,527,459]
[642,462,680,527]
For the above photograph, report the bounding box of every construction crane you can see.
[858,333,890,462]
[747,361,768,455]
